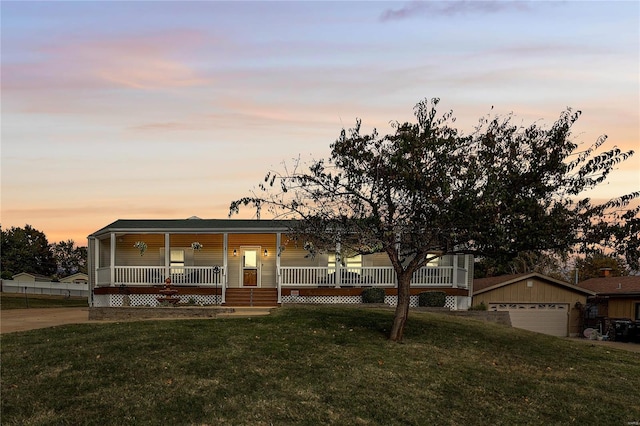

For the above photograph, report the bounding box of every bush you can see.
[468,302,487,311]
[361,287,385,304]
[418,291,447,307]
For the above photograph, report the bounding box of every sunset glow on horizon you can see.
[2,1,638,245]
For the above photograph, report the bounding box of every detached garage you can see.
[473,273,595,337]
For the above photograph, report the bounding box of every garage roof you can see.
[474,272,595,296]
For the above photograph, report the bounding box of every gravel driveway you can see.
[1,308,90,333]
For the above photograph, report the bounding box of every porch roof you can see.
[89,218,293,238]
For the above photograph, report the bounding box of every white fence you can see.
[1,280,89,297]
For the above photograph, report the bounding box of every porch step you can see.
[225,288,278,307]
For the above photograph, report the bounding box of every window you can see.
[427,257,440,267]
[586,304,599,319]
[170,249,185,274]
[328,253,362,273]
[243,249,257,268]
[636,303,640,321]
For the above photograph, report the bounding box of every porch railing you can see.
[280,266,467,288]
[97,266,224,286]
[96,265,467,288]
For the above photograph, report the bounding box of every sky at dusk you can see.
[2,1,639,245]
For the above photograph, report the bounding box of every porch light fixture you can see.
[233,249,237,256]
[264,249,268,257]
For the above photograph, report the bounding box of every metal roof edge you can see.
[88,219,294,238]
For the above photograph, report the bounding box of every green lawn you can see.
[1,306,639,425]
[1,293,88,309]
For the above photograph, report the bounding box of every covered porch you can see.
[88,219,472,308]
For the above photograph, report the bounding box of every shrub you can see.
[468,302,487,311]
[361,287,385,304]
[418,291,447,307]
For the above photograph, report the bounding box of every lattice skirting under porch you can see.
[281,295,460,309]
[93,294,222,307]
[94,293,468,309]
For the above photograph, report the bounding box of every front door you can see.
[241,247,260,287]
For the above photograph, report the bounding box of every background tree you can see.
[1,225,57,277]
[52,240,88,277]
[231,98,638,342]
[574,253,630,281]
[583,208,639,273]
[474,251,567,281]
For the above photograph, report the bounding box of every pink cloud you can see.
[2,29,212,93]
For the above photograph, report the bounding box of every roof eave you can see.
[474,272,596,296]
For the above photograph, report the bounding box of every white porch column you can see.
[335,241,341,288]
[164,233,170,280]
[222,233,228,305]
[452,255,459,288]
[276,232,282,304]
[465,255,472,292]
[110,233,116,286]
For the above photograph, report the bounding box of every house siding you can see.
[278,243,393,268]
[99,238,111,268]
[169,234,225,266]
[112,234,227,268]
[608,298,640,319]
[474,279,585,303]
[116,234,165,267]
[280,238,326,267]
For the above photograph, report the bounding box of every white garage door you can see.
[490,303,569,337]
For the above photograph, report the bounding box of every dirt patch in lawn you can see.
[1,308,91,333]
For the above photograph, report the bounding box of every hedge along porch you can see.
[88,218,473,308]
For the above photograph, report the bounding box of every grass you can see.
[1,305,639,425]
[1,293,88,310]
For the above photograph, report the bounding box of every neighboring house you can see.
[59,273,89,284]
[577,275,640,322]
[88,218,473,309]
[11,272,52,282]
[473,272,594,337]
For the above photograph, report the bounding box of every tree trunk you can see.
[389,272,412,342]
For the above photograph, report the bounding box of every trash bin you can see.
[612,320,633,342]
[627,322,639,344]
